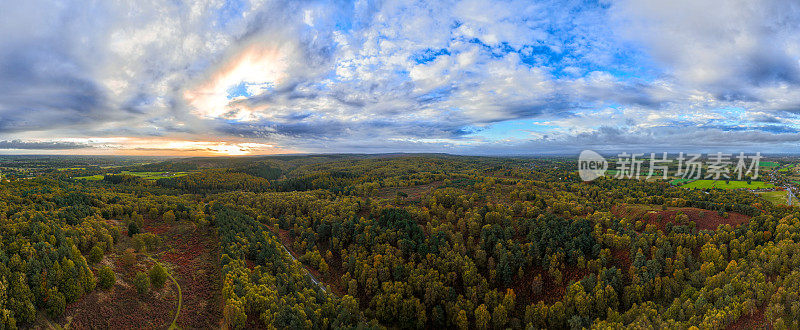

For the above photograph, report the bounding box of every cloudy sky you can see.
[1,0,800,156]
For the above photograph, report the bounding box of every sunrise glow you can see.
[184,44,291,121]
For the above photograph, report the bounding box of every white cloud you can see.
[2,0,800,154]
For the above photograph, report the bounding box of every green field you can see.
[669,178,693,185]
[758,190,788,205]
[760,161,779,167]
[119,171,189,179]
[681,180,775,190]
[74,171,189,181]
[73,174,104,180]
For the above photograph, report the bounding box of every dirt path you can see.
[148,221,222,329]
[59,220,222,329]
[145,254,183,329]
[266,226,328,293]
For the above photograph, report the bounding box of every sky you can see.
[1,0,800,156]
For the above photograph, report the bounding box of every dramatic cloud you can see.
[0,140,91,150]
[0,0,798,155]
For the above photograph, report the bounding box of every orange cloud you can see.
[184,43,293,121]
[0,137,297,156]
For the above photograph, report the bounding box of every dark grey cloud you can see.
[0,46,110,132]
[0,140,91,149]
[698,123,800,134]
[749,113,783,123]
[215,116,476,141]
[745,48,800,86]
[611,0,800,105]
[457,125,800,155]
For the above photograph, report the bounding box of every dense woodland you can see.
[0,154,797,328]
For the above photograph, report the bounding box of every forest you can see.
[0,154,796,329]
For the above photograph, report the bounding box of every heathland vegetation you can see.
[0,154,796,328]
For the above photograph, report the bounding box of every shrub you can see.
[98,266,116,289]
[61,276,82,303]
[133,272,150,295]
[224,298,247,329]
[531,274,543,296]
[132,233,161,253]
[162,210,175,222]
[110,226,121,243]
[149,263,168,289]
[0,311,15,329]
[45,287,66,318]
[131,235,145,252]
[127,221,140,237]
[88,246,104,264]
[120,249,137,270]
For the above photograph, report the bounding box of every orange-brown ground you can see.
[59,219,222,329]
[61,254,176,329]
[145,220,222,329]
[611,248,632,271]
[612,204,752,231]
[726,307,767,329]
[511,265,591,307]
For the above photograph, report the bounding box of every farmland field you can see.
[758,190,788,205]
[681,179,774,189]
[669,178,693,185]
[119,171,190,179]
[74,171,189,181]
[73,174,104,180]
